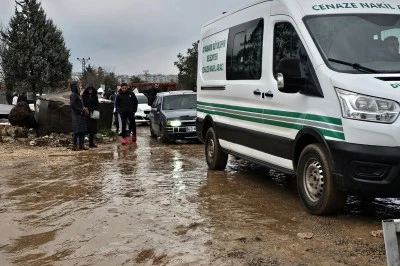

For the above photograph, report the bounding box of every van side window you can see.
[273,22,323,97]
[227,18,264,80]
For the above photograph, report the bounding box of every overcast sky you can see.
[0,0,249,76]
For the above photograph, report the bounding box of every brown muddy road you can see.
[0,126,398,265]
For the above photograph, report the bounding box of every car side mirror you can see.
[276,58,305,93]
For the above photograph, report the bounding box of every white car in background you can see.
[135,93,151,125]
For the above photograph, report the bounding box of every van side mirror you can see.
[276,58,305,93]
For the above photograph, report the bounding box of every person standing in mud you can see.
[115,82,138,145]
[111,86,121,134]
[70,81,89,151]
[82,83,99,148]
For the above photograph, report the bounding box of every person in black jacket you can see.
[70,81,88,151]
[144,83,161,106]
[82,83,100,148]
[17,92,28,103]
[115,82,138,144]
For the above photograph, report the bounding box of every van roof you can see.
[203,0,270,27]
[203,0,400,28]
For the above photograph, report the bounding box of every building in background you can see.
[136,74,178,83]
[73,72,178,84]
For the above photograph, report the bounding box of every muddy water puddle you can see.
[0,126,399,265]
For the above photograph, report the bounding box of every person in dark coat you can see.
[144,83,161,106]
[70,81,88,151]
[110,87,120,134]
[17,92,28,103]
[115,82,138,144]
[82,83,100,148]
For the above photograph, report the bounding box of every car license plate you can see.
[186,126,196,132]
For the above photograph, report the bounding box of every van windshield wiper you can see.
[327,58,380,73]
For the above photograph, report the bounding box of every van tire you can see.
[205,127,228,170]
[297,144,346,215]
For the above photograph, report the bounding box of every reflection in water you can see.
[345,196,400,219]
[226,156,400,219]
[1,127,210,265]
[1,126,399,265]
[172,150,186,195]
[199,168,298,231]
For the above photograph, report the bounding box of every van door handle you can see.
[253,89,261,95]
[265,90,274,98]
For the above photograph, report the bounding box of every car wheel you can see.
[160,124,168,143]
[297,143,347,215]
[149,123,156,138]
[205,127,228,170]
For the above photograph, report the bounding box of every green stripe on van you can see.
[197,101,342,126]
[197,103,345,140]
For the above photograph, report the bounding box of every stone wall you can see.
[0,124,25,138]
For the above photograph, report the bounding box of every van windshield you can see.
[304,14,400,73]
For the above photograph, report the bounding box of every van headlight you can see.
[336,88,400,123]
[166,120,181,127]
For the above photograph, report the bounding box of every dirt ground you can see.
[0,126,397,265]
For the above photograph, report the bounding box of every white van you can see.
[196,0,400,215]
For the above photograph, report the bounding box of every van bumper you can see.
[329,141,400,197]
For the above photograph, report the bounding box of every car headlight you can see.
[166,120,181,127]
[336,88,400,123]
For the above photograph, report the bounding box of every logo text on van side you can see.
[312,3,399,11]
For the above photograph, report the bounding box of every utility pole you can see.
[77,57,90,75]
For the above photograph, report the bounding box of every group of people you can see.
[70,81,143,149]
[12,92,28,105]
[69,82,100,151]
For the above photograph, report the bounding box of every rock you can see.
[35,94,71,136]
[8,102,37,129]
[35,139,48,146]
[36,92,114,136]
[297,232,314,239]
[96,133,104,143]
[371,230,384,238]
[58,138,70,146]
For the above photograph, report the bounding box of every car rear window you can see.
[162,94,197,110]
[136,95,148,104]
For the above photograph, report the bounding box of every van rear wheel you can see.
[297,144,346,215]
[205,127,228,170]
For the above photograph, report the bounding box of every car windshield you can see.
[136,94,148,104]
[304,14,400,73]
[162,94,197,110]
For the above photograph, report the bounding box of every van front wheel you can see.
[205,127,228,170]
[297,144,346,215]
